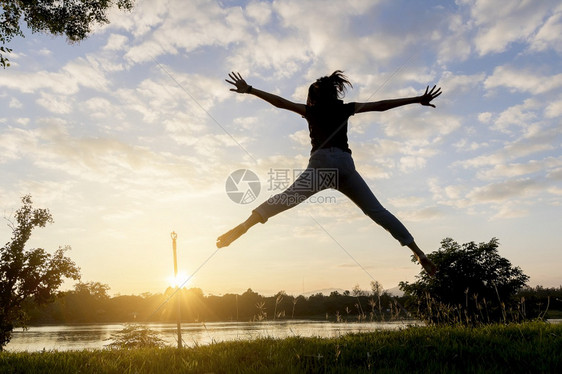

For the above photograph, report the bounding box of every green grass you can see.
[1,322,561,373]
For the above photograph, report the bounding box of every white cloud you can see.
[490,201,529,220]
[16,118,29,126]
[122,0,251,64]
[36,92,73,114]
[9,97,22,108]
[0,56,110,95]
[439,71,485,93]
[468,0,557,55]
[399,156,426,173]
[436,13,473,63]
[485,66,562,95]
[466,178,539,203]
[529,8,562,53]
[477,157,562,180]
[492,98,540,132]
[103,34,129,51]
[478,112,492,124]
[544,97,562,118]
[289,129,309,147]
[381,111,462,140]
[457,124,559,171]
[454,138,488,152]
[398,206,443,222]
[245,1,273,25]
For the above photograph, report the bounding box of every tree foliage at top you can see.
[399,237,529,325]
[0,195,81,350]
[0,0,134,68]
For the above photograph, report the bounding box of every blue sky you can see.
[1,0,561,296]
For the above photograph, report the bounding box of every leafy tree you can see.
[0,195,80,349]
[1,0,135,68]
[399,238,529,325]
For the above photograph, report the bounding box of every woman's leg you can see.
[407,241,437,276]
[216,210,262,248]
[217,167,321,248]
[337,157,436,275]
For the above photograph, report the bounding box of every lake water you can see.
[5,320,421,352]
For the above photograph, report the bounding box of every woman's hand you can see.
[420,85,442,108]
[226,72,252,93]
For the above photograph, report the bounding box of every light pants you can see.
[253,147,415,246]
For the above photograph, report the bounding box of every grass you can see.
[1,322,561,373]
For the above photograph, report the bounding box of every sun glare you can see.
[167,271,190,288]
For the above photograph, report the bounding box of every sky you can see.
[1,0,561,297]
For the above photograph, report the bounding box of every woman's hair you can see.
[307,70,352,106]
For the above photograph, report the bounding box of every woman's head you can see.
[307,70,352,106]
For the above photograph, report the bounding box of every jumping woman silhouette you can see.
[217,71,441,276]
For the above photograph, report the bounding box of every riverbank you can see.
[1,322,561,373]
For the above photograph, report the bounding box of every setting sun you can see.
[167,272,190,289]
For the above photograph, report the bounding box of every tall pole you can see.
[171,231,182,349]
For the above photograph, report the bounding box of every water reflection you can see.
[6,320,421,352]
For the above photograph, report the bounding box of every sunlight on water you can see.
[6,320,422,352]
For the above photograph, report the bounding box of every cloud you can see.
[484,66,562,95]
[468,0,558,55]
[36,92,74,114]
[381,111,462,140]
[120,0,251,64]
[466,178,539,203]
[490,201,529,220]
[9,98,22,108]
[544,96,562,118]
[0,56,110,95]
[289,129,310,147]
[439,71,485,93]
[529,7,562,53]
[245,1,272,25]
[456,124,559,170]
[476,157,562,180]
[492,98,540,132]
[398,206,443,222]
[399,156,427,173]
[436,13,473,63]
[103,34,129,51]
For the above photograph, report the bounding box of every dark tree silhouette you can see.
[1,0,134,68]
[0,195,80,349]
[399,237,529,325]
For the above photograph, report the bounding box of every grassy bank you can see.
[1,322,561,373]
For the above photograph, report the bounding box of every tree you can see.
[1,0,134,68]
[105,324,167,349]
[63,281,111,322]
[0,195,80,349]
[399,237,529,325]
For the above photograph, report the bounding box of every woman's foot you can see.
[216,223,248,248]
[417,255,437,277]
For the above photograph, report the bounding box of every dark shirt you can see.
[305,100,356,154]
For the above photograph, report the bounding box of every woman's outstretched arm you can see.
[226,72,306,116]
[355,85,442,113]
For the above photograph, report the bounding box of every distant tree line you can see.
[23,281,406,324]
[22,281,562,325]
